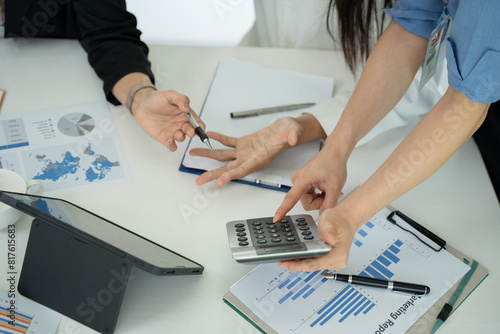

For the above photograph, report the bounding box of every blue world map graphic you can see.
[32,143,120,183]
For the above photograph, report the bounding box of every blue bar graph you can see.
[310,285,376,327]
[302,274,327,299]
[358,229,368,237]
[389,245,401,254]
[360,240,402,279]
[339,294,363,322]
[365,303,376,313]
[288,276,302,289]
[279,239,405,327]
[278,272,299,289]
[354,299,371,316]
[278,270,329,304]
[372,260,394,278]
[383,249,400,263]
[353,238,363,247]
[352,221,375,248]
[377,254,392,266]
[304,271,320,282]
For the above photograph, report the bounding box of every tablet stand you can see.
[18,219,132,333]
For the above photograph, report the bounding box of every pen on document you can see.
[230,103,316,119]
[321,273,430,295]
[185,112,213,149]
[241,177,281,189]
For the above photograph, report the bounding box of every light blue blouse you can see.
[384,0,500,103]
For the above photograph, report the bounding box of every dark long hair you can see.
[327,0,394,73]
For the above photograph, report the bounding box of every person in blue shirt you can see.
[191,0,498,271]
[270,0,499,272]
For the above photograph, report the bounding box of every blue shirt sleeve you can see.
[446,1,500,103]
[382,0,442,39]
[384,0,500,103]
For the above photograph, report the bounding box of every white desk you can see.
[1,38,499,334]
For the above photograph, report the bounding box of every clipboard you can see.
[179,57,335,192]
[222,206,488,334]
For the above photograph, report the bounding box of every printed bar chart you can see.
[276,269,377,326]
[228,207,471,334]
[353,221,375,248]
[0,291,61,334]
[310,285,376,327]
[278,270,330,304]
[360,240,403,280]
[0,306,33,334]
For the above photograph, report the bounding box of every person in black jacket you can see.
[3,0,203,152]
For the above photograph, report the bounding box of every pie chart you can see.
[57,113,95,137]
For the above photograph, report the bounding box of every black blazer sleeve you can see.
[73,0,155,105]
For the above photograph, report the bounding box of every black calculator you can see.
[226,214,331,264]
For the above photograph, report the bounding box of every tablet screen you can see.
[0,191,203,275]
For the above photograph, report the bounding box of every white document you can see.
[0,289,61,333]
[0,101,133,195]
[181,57,335,188]
[229,207,470,333]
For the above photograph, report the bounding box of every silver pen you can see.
[230,103,316,118]
[185,113,212,149]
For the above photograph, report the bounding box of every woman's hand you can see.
[279,207,356,271]
[190,116,306,186]
[273,143,348,222]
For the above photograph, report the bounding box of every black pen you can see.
[321,273,430,295]
[185,112,212,149]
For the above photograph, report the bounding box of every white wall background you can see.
[126,0,255,46]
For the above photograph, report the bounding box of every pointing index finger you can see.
[273,183,310,222]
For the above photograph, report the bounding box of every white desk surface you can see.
[1,38,499,334]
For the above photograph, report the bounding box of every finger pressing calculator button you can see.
[238,237,248,242]
[301,231,312,235]
[271,238,282,243]
[236,228,245,232]
[304,235,314,240]
[239,241,249,246]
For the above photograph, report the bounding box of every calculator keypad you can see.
[232,216,315,248]
[227,214,332,263]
